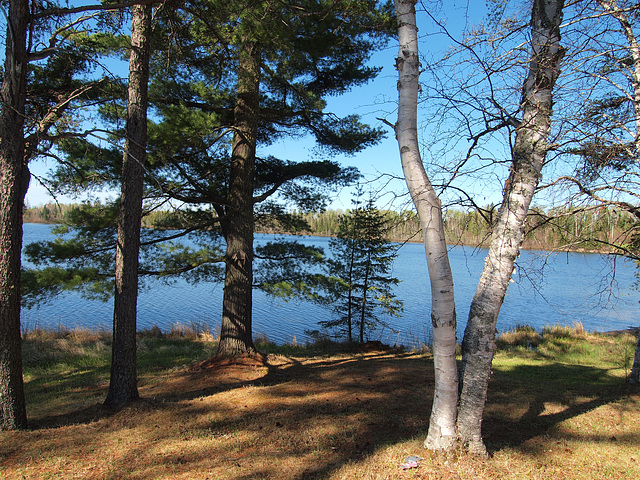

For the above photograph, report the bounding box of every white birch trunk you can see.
[394,0,458,451]
[457,0,565,455]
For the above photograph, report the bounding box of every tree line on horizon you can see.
[24,201,638,253]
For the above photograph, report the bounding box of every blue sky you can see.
[25,1,492,210]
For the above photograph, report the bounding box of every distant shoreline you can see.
[22,218,622,255]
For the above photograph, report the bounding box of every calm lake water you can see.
[21,223,639,346]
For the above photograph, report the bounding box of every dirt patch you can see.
[190,352,270,371]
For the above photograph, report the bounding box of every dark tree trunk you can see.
[630,328,640,384]
[105,4,151,407]
[359,247,371,344]
[457,0,565,455]
[0,0,29,431]
[217,41,261,357]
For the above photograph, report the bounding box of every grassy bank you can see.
[1,325,639,479]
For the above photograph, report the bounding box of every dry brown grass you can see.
[22,326,111,343]
[1,333,639,479]
[139,321,216,342]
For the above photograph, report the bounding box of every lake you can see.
[21,223,639,347]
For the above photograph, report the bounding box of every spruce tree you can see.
[320,192,402,343]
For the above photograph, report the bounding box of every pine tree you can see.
[22,0,395,357]
[1,0,126,430]
[0,0,30,431]
[104,3,152,408]
[321,192,402,343]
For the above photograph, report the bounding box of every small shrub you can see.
[496,324,541,349]
[139,325,163,338]
[23,325,110,344]
[254,331,271,345]
[542,324,571,338]
[166,321,214,341]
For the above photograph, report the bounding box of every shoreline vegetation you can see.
[24,202,636,253]
[1,323,638,479]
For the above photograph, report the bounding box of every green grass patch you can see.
[496,323,637,377]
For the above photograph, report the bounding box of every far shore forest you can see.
[24,202,637,253]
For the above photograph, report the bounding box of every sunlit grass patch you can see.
[496,323,636,377]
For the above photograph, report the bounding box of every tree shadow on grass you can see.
[11,350,431,480]
[482,362,633,454]
[10,351,637,479]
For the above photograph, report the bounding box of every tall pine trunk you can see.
[105,4,151,407]
[217,41,260,357]
[394,0,458,451]
[457,0,564,455]
[0,0,29,431]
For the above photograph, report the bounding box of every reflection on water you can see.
[21,224,639,346]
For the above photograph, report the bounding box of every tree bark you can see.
[394,0,458,451]
[457,0,564,455]
[0,0,29,431]
[630,328,640,384]
[217,40,261,357]
[105,4,151,407]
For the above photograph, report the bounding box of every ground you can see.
[1,336,639,479]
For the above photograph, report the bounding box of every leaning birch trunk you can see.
[457,0,565,455]
[394,0,458,450]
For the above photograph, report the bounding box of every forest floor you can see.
[1,325,639,479]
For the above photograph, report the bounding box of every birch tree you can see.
[458,0,565,455]
[393,0,565,453]
[393,0,459,450]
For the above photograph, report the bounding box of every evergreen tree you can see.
[1,0,128,430]
[320,191,402,343]
[0,0,30,432]
[149,0,393,356]
[105,3,152,408]
[23,0,395,357]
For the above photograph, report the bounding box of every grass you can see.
[1,324,639,479]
